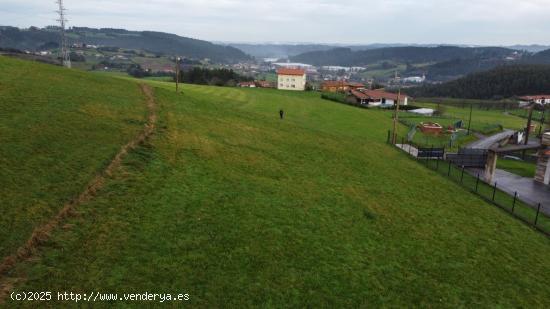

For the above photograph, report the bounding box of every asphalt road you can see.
[466,130,514,149]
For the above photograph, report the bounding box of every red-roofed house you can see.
[237,81,256,88]
[277,68,307,91]
[256,80,275,88]
[321,81,365,93]
[348,89,409,106]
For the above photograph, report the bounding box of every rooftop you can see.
[277,68,306,76]
[519,95,550,101]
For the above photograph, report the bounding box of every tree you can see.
[69,52,85,62]
[127,64,151,78]
[178,67,252,86]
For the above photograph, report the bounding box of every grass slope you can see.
[414,102,528,131]
[497,159,537,178]
[0,56,146,258]
[2,68,550,306]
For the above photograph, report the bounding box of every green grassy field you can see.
[413,102,529,132]
[0,56,146,259]
[2,57,550,307]
[497,158,537,178]
[394,101,535,149]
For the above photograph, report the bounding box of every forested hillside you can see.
[525,49,550,64]
[407,65,550,99]
[0,26,250,63]
[290,46,516,66]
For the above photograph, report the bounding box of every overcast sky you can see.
[1,0,549,45]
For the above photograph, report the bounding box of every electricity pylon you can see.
[56,0,71,68]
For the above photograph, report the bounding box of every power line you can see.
[56,0,71,68]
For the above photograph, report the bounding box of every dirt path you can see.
[0,84,157,303]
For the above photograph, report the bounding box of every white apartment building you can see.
[277,68,307,91]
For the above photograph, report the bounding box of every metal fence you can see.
[417,147,445,159]
[446,149,488,168]
[389,133,550,237]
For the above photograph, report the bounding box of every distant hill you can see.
[227,44,338,59]
[289,46,518,66]
[0,26,250,63]
[226,43,441,59]
[524,49,550,64]
[405,57,511,82]
[407,65,550,99]
[508,45,550,53]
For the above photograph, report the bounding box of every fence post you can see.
[430,145,434,168]
[425,149,429,165]
[492,182,497,201]
[512,192,517,213]
[475,174,480,192]
[448,161,452,176]
[461,166,465,184]
[401,137,404,146]
[535,203,541,225]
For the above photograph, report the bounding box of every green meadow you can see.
[497,158,537,178]
[0,57,146,258]
[413,102,531,132]
[2,56,550,307]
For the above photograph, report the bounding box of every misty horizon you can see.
[1,0,549,46]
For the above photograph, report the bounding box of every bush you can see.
[321,93,347,103]
[127,64,151,78]
[177,67,252,86]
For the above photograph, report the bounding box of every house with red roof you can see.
[347,89,409,106]
[321,81,365,93]
[237,81,256,88]
[277,68,307,91]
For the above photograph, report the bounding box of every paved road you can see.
[466,130,514,149]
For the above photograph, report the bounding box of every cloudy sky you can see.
[1,0,549,45]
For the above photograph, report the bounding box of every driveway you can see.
[466,130,514,149]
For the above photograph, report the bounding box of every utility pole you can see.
[467,103,473,135]
[56,0,71,68]
[391,73,402,144]
[539,98,547,138]
[175,57,180,93]
[525,102,535,145]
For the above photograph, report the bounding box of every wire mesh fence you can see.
[390,132,550,237]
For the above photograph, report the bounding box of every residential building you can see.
[347,89,409,106]
[403,74,426,83]
[277,68,307,91]
[237,81,256,88]
[256,80,274,88]
[321,81,365,93]
[519,95,550,105]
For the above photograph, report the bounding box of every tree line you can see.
[176,67,252,87]
[407,65,550,99]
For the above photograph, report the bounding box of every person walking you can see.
[279,109,284,120]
